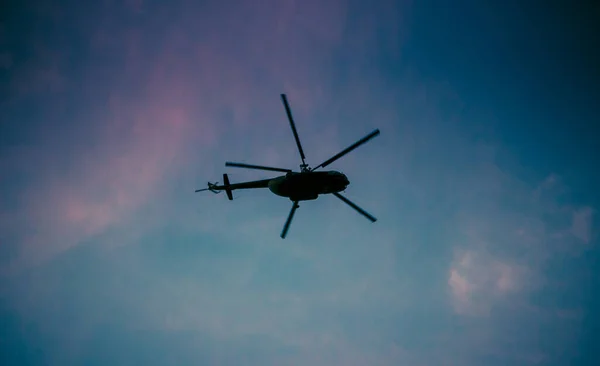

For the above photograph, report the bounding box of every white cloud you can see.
[448,249,523,316]
[445,171,594,317]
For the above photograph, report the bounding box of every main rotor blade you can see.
[332,192,377,223]
[281,94,307,165]
[225,162,292,173]
[312,129,380,170]
[281,201,300,239]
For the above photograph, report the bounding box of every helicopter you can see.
[196,93,380,239]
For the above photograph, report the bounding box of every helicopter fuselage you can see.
[268,170,349,201]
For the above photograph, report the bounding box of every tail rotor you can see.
[195,176,233,200]
[195,182,220,194]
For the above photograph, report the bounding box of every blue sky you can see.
[1,1,598,365]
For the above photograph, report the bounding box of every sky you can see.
[1,0,599,365]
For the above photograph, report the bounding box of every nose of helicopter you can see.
[328,171,349,186]
[340,173,349,186]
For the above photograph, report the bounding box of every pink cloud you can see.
[3,44,211,274]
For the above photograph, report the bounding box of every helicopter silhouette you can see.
[196,94,380,239]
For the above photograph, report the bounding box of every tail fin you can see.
[223,174,233,200]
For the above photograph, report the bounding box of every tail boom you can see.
[198,175,272,199]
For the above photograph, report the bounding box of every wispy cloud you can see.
[447,170,595,313]
[2,42,206,273]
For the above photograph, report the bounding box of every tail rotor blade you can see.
[281,94,307,165]
[281,201,300,239]
[226,162,292,173]
[312,129,380,170]
[195,182,220,193]
[332,192,377,222]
